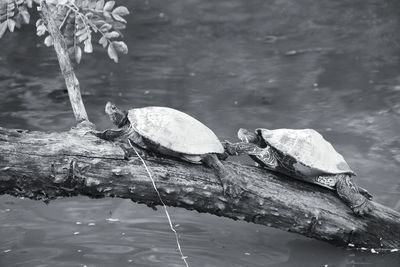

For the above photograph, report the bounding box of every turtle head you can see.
[105,102,128,128]
[238,128,260,144]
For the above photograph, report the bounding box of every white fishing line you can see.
[128,140,189,267]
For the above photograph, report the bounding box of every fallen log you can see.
[0,125,399,250]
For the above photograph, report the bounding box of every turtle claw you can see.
[217,151,229,161]
[84,129,111,140]
[352,200,373,216]
[128,145,155,159]
[76,121,96,130]
[358,187,373,200]
[222,140,238,156]
[84,130,103,138]
[141,150,157,159]
[221,177,246,199]
[222,182,241,199]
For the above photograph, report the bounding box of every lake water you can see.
[1,0,400,266]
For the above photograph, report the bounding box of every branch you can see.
[39,1,89,123]
[0,126,399,250]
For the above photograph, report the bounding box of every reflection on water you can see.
[1,0,400,266]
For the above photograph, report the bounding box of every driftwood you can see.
[0,126,399,250]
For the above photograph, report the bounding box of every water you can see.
[1,0,400,266]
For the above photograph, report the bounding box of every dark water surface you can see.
[1,0,400,266]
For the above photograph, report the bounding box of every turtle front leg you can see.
[224,141,279,170]
[357,186,373,200]
[223,141,264,156]
[335,174,373,216]
[89,129,125,141]
[202,154,246,198]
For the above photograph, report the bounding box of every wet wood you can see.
[0,126,399,250]
[40,1,89,123]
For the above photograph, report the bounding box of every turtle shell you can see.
[257,128,355,176]
[128,107,224,155]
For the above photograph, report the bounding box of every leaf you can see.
[103,1,115,12]
[81,0,90,8]
[0,22,7,39]
[112,41,128,54]
[36,24,46,36]
[99,36,108,48]
[88,0,96,9]
[85,12,93,20]
[36,19,43,27]
[67,46,75,57]
[92,18,106,26]
[44,35,53,47]
[76,17,85,29]
[111,14,126,24]
[26,0,33,8]
[14,14,22,29]
[75,28,87,37]
[58,0,69,5]
[112,6,129,16]
[75,46,82,64]
[112,21,126,31]
[107,43,118,63]
[99,23,112,33]
[95,0,104,10]
[7,10,15,18]
[103,11,112,20]
[7,19,16,32]
[104,31,119,39]
[84,38,93,53]
[20,10,30,24]
[77,32,89,43]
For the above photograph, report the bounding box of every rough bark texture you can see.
[0,126,399,250]
[40,1,89,123]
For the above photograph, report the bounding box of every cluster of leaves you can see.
[0,0,33,38]
[37,0,129,63]
[0,0,129,63]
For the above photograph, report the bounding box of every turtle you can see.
[224,128,373,215]
[92,102,243,197]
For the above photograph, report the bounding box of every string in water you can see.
[128,140,189,267]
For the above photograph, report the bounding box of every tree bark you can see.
[40,1,89,123]
[0,126,399,250]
